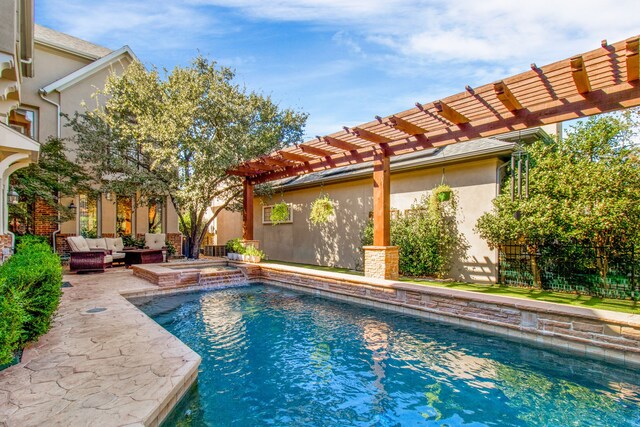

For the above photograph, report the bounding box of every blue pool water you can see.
[131,285,640,426]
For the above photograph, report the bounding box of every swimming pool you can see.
[132,284,640,426]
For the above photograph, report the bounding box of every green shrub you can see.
[270,202,290,225]
[0,240,62,364]
[244,245,265,258]
[226,238,246,254]
[15,234,49,251]
[0,280,27,364]
[361,189,466,278]
[165,240,177,256]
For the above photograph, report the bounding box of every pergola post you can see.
[241,178,259,249]
[363,151,399,280]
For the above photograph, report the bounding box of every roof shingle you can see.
[34,24,112,59]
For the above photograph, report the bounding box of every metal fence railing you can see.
[202,245,227,258]
[498,243,639,300]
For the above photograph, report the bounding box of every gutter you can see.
[38,89,62,252]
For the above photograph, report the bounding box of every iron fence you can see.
[498,243,639,300]
[202,245,227,257]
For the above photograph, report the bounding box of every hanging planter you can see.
[434,184,452,203]
[270,202,290,225]
[309,194,335,225]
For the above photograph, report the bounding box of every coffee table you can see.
[122,249,164,267]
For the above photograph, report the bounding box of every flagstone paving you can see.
[0,269,201,427]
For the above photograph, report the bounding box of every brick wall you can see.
[251,264,640,367]
[34,199,58,237]
[0,234,13,262]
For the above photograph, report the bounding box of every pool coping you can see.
[0,269,202,427]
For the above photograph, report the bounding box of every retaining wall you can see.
[237,263,640,367]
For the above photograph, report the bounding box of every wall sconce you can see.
[7,188,19,205]
[105,192,112,201]
[68,201,77,210]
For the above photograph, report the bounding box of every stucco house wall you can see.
[252,155,502,283]
[14,25,181,251]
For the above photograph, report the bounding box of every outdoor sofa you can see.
[66,236,129,273]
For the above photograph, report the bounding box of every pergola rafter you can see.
[230,35,640,185]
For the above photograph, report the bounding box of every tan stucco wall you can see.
[213,209,242,245]
[251,157,501,283]
[17,41,181,238]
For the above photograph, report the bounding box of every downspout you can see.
[496,159,510,196]
[39,89,62,252]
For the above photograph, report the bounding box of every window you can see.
[148,197,164,233]
[8,107,38,140]
[79,193,98,237]
[116,195,133,236]
[262,204,293,224]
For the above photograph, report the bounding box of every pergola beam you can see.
[570,55,592,94]
[279,150,314,163]
[433,100,469,124]
[352,127,393,144]
[300,144,334,157]
[494,81,523,112]
[322,136,360,151]
[388,116,428,136]
[262,156,289,167]
[627,38,639,82]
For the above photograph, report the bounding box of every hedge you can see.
[0,237,62,365]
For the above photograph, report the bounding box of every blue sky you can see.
[36,0,640,140]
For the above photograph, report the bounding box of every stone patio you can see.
[0,269,201,427]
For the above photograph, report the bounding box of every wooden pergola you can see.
[229,35,640,279]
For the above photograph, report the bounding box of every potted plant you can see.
[270,202,290,225]
[244,246,265,263]
[434,184,452,202]
[309,194,335,225]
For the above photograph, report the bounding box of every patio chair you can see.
[145,233,168,262]
[67,236,113,273]
[86,238,127,266]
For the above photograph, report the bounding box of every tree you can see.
[475,111,640,287]
[69,58,307,258]
[9,138,92,235]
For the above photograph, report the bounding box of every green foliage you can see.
[270,202,290,225]
[226,238,245,254]
[15,234,48,250]
[10,138,92,232]
[121,234,145,249]
[362,188,466,278]
[0,241,62,365]
[309,194,335,225]
[68,57,307,258]
[244,245,265,258]
[475,111,640,287]
[165,240,177,256]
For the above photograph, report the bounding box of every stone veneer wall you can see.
[239,263,640,367]
[363,246,399,280]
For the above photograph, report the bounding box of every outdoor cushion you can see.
[104,254,113,263]
[111,252,125,260]
[105,237,125,253]
[145,233,166,250]
[67,236,90,252]
[86,238,108,250]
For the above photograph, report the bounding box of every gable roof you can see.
[40,45,138,95]
[34,24,112,60]
[274,137,517,191]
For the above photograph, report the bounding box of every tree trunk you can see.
[527,245,542,288]
[595,246,609,289]
[187,233,202,259]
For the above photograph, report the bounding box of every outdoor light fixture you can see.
[105,192,112,201]
[68,201,77,210]
[7,188,19,205]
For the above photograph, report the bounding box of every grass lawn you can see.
[263,260,640,315]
